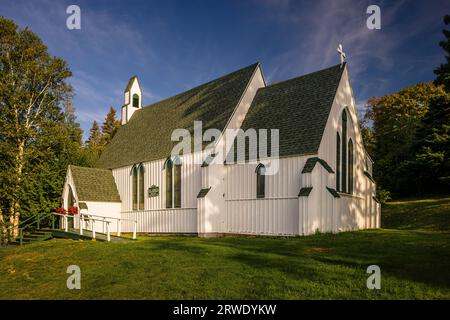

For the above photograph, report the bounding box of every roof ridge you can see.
[265,63,344,89]
[141,62,259,110]
[70,165,111,171]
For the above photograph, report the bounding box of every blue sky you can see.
[1,0,449,140]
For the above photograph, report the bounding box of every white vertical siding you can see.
[224,156,308,235]
[112,153,201,233]
[121,208,197,233]
[318,65,379,230]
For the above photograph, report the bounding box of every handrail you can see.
[18,211,55,245]
[80,213,137,239]
[80,213,137,223]
[17,211,137,245]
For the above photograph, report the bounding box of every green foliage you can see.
[434,15,450,92]
[0,17,91,235]
[83,107,121,166]
[413,93,450,192]
[365,83,446,195]
[376,188,391,204]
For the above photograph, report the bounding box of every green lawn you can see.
[1,197,450,299]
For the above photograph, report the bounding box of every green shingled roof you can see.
[197,187,211,198]
[97,63,259,169]
[301,157,334,174]
[232,63,345,161]
[298,187,313,197]
[70,165,121,202]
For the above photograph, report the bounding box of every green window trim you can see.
[256,164,266,199]
[348,139,354,194]
[174,164,182,208]
[131,164,144,211]
[132,94,139,108]
[341,110,347,193]
[336,132,341,191]
[165,157,182,209]
[165,159,173,208]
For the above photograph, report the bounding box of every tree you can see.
[101,107,120,145]
[0,17,73,240]
[364,83,446,195]
[414,93,450,192]
[87,120,101,148]
[434,15,450,92]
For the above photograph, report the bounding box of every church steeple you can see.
[121,75,142,125]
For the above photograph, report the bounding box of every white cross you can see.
[337,44,346,66]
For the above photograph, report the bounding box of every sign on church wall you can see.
[148,185,159,197]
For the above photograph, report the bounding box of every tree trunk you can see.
[9,140,24,239]
[0,209,8,244]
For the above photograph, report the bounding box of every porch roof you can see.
[69,165,121,203]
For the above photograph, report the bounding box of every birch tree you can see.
[0,17,72,241]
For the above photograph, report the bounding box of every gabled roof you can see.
[124,75,138,92]
[97,63,259,169]
[298,187,313,197]
[301,157,334,174]
[197,187,211,198]
[232,63,345,161]
[69,165,121,202]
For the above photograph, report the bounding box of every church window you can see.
[341,110,348,193]
[132,94,139,108]
[336,132,341,191]
[256,164,266,198]
[348,139,354,194]
[132,164,144,210]
[165,157,182,208]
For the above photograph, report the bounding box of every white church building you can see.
[62,58,380,237]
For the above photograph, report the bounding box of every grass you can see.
[382,197,450,231]
[0,197,449,299]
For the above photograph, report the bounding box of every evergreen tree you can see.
[101,107,120,146]
[87,121,101,148]
[364,83,446,195]
[434,15,450,92]
[414,93,450,192]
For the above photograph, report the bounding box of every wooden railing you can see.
[79,213,137,240]
[13,212,137,245]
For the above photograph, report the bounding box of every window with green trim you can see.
[165,159,173,208]
[256,164,265,198]
[132,164,145,210]
[132,94,139,108]
[348,139,354,194]
[174,163,181,208]
[341,110,347,193]
[336,132,341,191]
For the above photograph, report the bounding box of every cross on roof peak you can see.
[337,44,346,67]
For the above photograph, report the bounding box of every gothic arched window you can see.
[165,158,173,208]
[131,164,144,210]
[139,165,144,210]
[132,165,138,210]
[348,139,354,194]
[174,161,182,208]
[256,164,266,198]
[336,132,341,191]
[341,110,348,193]
[164,157,182,208]
[132,94,139,108]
